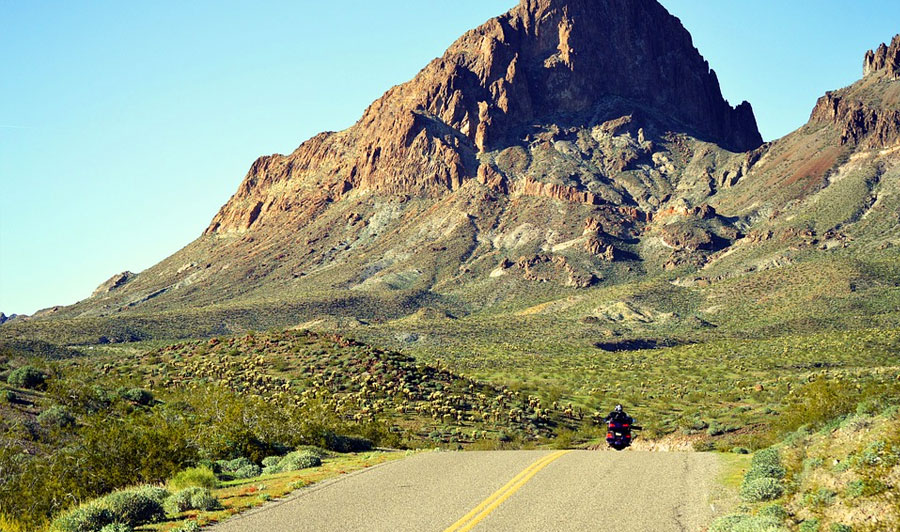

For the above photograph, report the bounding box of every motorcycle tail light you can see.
[626,434,631,438]
[607,433,613,438]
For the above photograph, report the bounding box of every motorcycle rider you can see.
[604,404,634,425]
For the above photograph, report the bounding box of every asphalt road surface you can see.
[210,450,720,532]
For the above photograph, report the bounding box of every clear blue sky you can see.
[1,0,898,315]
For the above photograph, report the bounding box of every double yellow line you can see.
[443,450,572,532]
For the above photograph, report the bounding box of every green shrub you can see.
[740,477,784,502]
[732,447,750,454]
[2,389,16,403]
[102,487,166,526]
[710,514,787,532]
[215,457,261,479]
[802,457,824,471]
[798,519,820,532]
[745,449,785,482]
[294,445,329,458]
[845,479,865,498]
[830,524,852,532]
[757,504,788,521]
[855,440,885,467]
[803,487,837,507]
[261,455,281,468]
[119,388,154,406]
[133,485,170,504]
[710,514,750,532]
[168,466,218,490]
[708,420,726,436]
[234,464,262,479]
[323,433,373,453]
[733,516,788,532]
[283,450,322,471]
[262,450,321,475]
[99,523,133,532]
[172,520,200,532]
[163,487,221,515]
[7,366,46,389]
[50,501,113,532]
[38,405,76,428]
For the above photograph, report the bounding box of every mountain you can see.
[4,1,899,345]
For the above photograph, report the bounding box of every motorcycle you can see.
[606,420,641,450]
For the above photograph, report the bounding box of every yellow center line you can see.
[444,450,572,532]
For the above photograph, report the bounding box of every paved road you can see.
[210,450,720,532]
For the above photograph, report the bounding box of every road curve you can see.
[209,450,720,532]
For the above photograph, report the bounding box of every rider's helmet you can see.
[615,404,623,413]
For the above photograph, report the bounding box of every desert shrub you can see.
[163,487,220,515]
[745,448,785,482]
[234,464,261,478]
[845,479,865,498]
[168,466,218,490]
[323,433,373,453]
[172,520,200,532]
[734,516,788,532]
[262,455,281,468]
[99,524,133,532]
[50,501,113,532]
[757,504,788,521]
[133,485,170,504]
[741,477,784,502]
[216,457,261,479]
[854,440,886,467]
[802,457,824,471]
[7,366,46,389]
[829,524,851,532]
[102,486,166,526]
[804,487,837,507]
[732,447,750,454]
[279,450,321,471]
[711,514,786,532]
[118,387,154,406]
[708,420,726,436]
[263,450,321,474]
[798,519,820,532]
[38,405,76,428]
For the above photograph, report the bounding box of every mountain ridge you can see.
[3,4,899,345]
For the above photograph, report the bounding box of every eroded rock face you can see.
[864,34,900,79]
[206,0,762,234]
[811,93,900,148]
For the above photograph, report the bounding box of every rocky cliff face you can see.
[206,0,761,235]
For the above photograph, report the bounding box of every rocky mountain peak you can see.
[864,34,900,79]
[205,0,762,234]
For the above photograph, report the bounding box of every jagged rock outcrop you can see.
[809,34,900,150]
[206,0,762,235]
[864,34,900,79]
[92,271,136,296]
